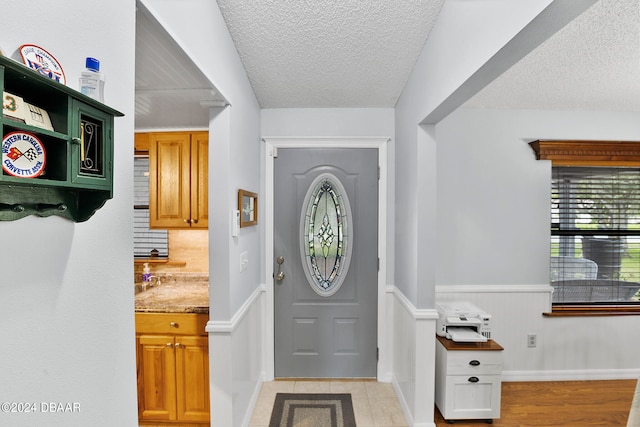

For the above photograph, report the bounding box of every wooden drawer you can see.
[135,313,208,335]
[442,349,502,375]
[440,374,501,420]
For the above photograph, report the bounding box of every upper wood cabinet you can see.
[148,132,208,229]
[134,132,150,153]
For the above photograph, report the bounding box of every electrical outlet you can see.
[527,334,537,348]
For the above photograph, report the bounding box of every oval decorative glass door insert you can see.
[300,173,353,297]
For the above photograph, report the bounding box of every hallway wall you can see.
[0,1,137,426]
[392,3,593,424]
[140,1,262,426]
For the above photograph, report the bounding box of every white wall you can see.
[395,0,588,309]
[140,1,262,426]
[436,107,640,379]
[435,109,550,286]
[140,0,261,322]
[393,3,592,424]
[261,108,394,137]
[0,1,137,426]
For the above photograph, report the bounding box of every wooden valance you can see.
[529,140,640,166]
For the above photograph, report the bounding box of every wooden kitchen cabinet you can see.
[134,132,150,153]
[136,313,209,425]
[148,131,208,229]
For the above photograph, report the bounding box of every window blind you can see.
[551,166,640,304]
[134,157,168,258]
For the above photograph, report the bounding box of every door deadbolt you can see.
[275,256,285,281]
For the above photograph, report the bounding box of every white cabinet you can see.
[435,335,503,423]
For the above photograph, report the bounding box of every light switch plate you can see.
[240,251,248,272]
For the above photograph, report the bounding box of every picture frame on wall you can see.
[238,189,258,227]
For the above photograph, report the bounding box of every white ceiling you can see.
[135,0,640,129]
[135,5,226,130]
[215,0,444,108]
[465,0,640,113]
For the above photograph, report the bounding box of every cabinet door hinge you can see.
[377,347,379,361]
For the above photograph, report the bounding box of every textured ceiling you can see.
[135,0,640,129]
[465,0,640,112]
[216,0,444,108]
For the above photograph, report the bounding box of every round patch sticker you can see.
[19,44,66,85]
[2,132,46,178]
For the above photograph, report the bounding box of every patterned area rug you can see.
[629,379,640,427]
[268,393,356,427]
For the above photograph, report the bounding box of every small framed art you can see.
[238,189,258,227]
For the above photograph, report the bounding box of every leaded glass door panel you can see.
[274,148,378,378]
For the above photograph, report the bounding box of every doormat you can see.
[268,393,356,427]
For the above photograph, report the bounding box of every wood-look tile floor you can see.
[141,379,636,426]
[248,380,408,427]
[435,379,637,427]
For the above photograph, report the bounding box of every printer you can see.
[435,301,492,343]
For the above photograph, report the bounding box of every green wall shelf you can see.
[0,55,123,222]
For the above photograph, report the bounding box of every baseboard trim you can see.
[241,377,265,427]
[503,368,640,382]
[392,375,437,427]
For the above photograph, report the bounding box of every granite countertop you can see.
[134,275,209,314]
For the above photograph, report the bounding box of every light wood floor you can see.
[249,380,408,427]
[435,379,637,427]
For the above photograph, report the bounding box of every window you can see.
[300,173,353,297]
[551,167,640,305]
[134,156,168,258]
[530,140,640,312]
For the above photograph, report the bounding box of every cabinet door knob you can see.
[170,322,179,328]
[175,343,183,349]
[469,360,481,366]
[166,343,173,348]
[468,376,480,383]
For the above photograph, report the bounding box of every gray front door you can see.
[274,148,378,378]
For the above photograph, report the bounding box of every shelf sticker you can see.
[2,131,46,178]
[19,44,66,85]
[2,91,27,123]
[23,102,54,131]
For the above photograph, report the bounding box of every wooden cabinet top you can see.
[436,334,503,351]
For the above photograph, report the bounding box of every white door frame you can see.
[262,137,390,381]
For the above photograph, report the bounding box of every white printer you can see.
[435,301,492,343]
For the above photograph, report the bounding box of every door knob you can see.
[275,256,285,281]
